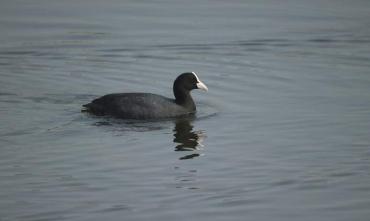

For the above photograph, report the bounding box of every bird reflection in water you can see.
[173,118,206,160]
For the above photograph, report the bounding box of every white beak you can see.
[192,72,208,92]
[196,81,208,91]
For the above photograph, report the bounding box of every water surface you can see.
[1,0,370,220]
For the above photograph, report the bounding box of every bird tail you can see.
[81,103,91,112]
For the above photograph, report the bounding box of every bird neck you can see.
[174,88,196,111]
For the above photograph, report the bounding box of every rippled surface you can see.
[1,0,370,220]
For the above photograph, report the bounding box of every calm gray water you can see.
[1,0,370,220]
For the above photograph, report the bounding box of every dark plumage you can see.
[82,72,208,119]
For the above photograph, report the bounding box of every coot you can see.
[82,72,208,119]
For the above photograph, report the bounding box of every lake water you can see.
[1,0,370,220]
